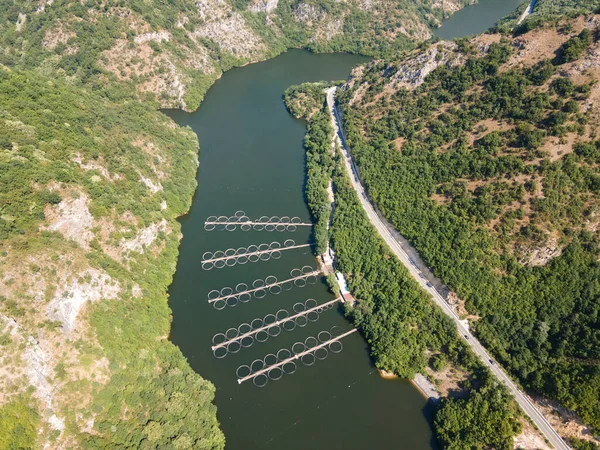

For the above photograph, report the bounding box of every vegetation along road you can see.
[326,87,570,450]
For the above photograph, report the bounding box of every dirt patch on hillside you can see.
[41,189,94,250]
[507,28,570,69]
[532,394,600,447]
[425,360,469,398]
[42,22,76,50]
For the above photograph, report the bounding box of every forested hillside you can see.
[0,0,485,448]
[338,8,600,442]
[0,0,472,111]
[500,0,600,30]
[284,84,524,449]
[0,66,225,448]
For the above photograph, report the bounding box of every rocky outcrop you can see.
[15,13,26,32]
[41,192,94,250]
[46,268,120,333]
[386,41,462,90]
[194,13,266,57]
[137,169,164,194]
[517,238,562,267]
[248,0,279,13]
[11,0,481,110]
[72,154,123,182]
[345,41,463,105]
[24,336,64,431]
[120,220,169,256]
[134,31,171,44]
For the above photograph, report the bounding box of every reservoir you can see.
[434,0,528,40]
[166,2,526,448]
[166,50,437,450]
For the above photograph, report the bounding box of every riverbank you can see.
[412,374,442,402]
[378,369,441,402]
[326,85,570,449]
[322,85,441,407]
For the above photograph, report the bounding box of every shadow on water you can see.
[423,399,442,450]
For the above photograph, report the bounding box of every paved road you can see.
[325,87,570,450]
[518,0,537,25]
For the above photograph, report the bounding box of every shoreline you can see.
[377,369,441,402]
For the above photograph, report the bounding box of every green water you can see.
[434,0,528,40]
[166,51,437,450]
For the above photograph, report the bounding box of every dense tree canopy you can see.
[0,68,224,448]
[0,396,39,450]
[338,18,600,432]
[289,81,524,447]
[434,370,522,450]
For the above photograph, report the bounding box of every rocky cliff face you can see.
[1,0,474,111]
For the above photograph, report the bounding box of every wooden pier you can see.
[208,270,322,303]
[204,220,312,227]
[202,243,311,264]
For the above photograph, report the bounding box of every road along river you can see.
[327,77,569,450]
[164,2,539,448]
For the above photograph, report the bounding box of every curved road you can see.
[326,87,570,450]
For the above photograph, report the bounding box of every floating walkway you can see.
[204,211,312,232]
[211,298,341,358]
[201,240,312,270]
[207,266,321,309]
[236,327,358,386]
[200,209,350,389]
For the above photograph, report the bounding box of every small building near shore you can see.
[335,272,355,304]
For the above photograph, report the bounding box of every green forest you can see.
[287,83,522,448]
[434,369,522,450]
[0,0,474,447]
[330,122,521,450]
[2,0,599,447]
[498,0,600,31]
[284,82,341,254]
[337,13,600,433]
[0,395,39,450]
[0,67,224,448]
[0,0,470,111]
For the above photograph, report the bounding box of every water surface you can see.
[434,0,528,39]
[166,50,436,450]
